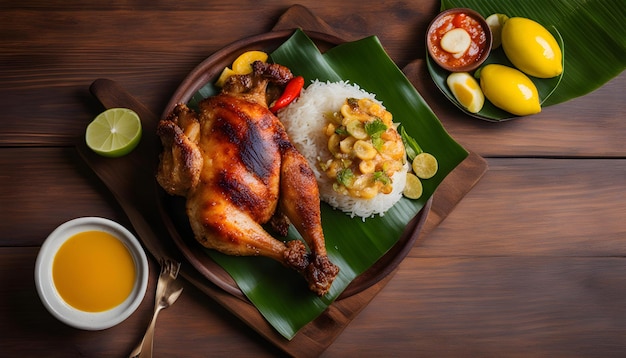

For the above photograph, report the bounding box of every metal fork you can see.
[129,258,184,358]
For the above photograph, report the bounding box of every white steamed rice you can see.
[278,80,408,219]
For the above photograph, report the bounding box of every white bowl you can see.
[35,217,149,330]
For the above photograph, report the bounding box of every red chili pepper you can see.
[269,76,304,113]
[452,13,466,28]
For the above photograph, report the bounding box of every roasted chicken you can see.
[157,61,339,296]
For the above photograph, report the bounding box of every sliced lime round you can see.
[85,108,142,158]
[412,152,438,179]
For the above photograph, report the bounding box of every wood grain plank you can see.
[0,2,437,66]
[415,157,626,257]
[6,246,626,356]
[0,147,129,246]
[2,5,624,158]
[0,2,432,145]
[326,256,626,357]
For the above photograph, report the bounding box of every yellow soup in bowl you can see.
[35,217,148,330]
[53,230,136,312]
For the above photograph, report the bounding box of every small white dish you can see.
[35,217,149,330]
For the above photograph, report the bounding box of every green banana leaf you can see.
[190,29,468,339]
[430,0,626,121]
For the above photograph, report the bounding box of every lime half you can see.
[403,173,423,199]
[85,108,142,157]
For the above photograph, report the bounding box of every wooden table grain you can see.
[1,1,625,357]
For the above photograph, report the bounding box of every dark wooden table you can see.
[2,1,625,357]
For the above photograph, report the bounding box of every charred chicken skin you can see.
[157,61,339,296]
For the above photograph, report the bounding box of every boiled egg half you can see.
[446,72,485,113]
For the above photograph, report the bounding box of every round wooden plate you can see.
[158,29,432,301]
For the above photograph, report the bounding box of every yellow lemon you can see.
[215,66,236,87]
[446,72,484,113]
[479,64,541,116]
[216,50,268,87]
[231,50,268,74]
[501,17,562,78]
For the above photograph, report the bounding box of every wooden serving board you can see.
[77,5,488,357]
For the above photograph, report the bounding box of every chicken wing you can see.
[157,62,339,296]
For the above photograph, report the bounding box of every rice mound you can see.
[278,80,408,219]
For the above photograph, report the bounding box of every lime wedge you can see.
[403,173,423,199]
[85,108,142,157]
[412,152,438,179]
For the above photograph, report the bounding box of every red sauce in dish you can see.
[428,12,488,69]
